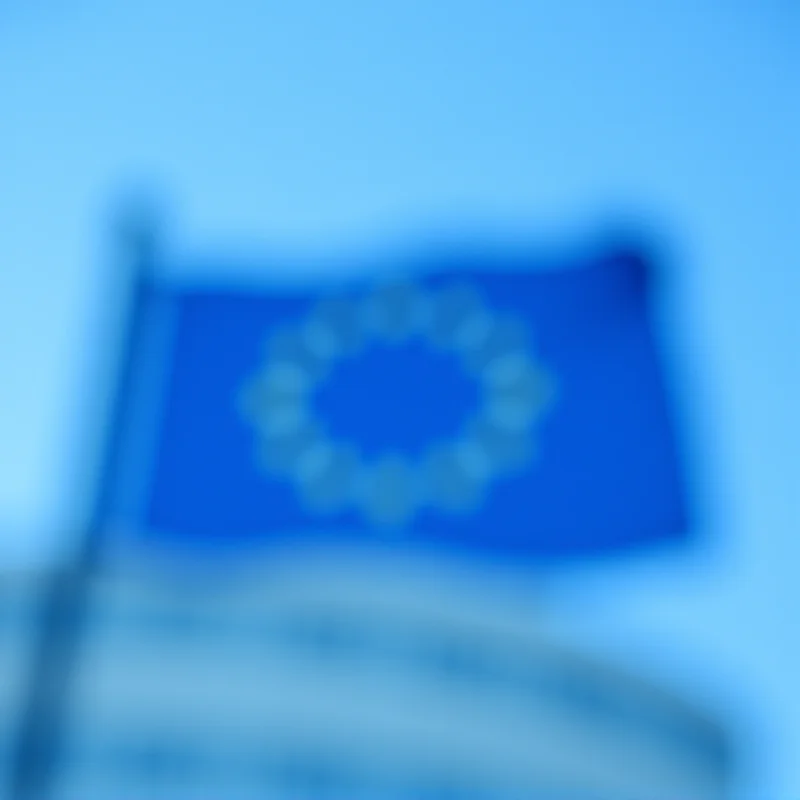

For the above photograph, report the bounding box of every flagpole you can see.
[9,204,158,799]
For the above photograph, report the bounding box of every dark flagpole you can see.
[9,204,158,799]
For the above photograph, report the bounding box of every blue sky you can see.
[1,1,798,796]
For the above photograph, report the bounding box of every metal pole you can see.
[9,205,158,799]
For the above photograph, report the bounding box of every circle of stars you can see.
[240,280,556,528]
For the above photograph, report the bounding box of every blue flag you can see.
[104,245,688,559]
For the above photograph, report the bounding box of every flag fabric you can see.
[103,245,688,559]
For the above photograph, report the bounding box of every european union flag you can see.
[104,244,688,559]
